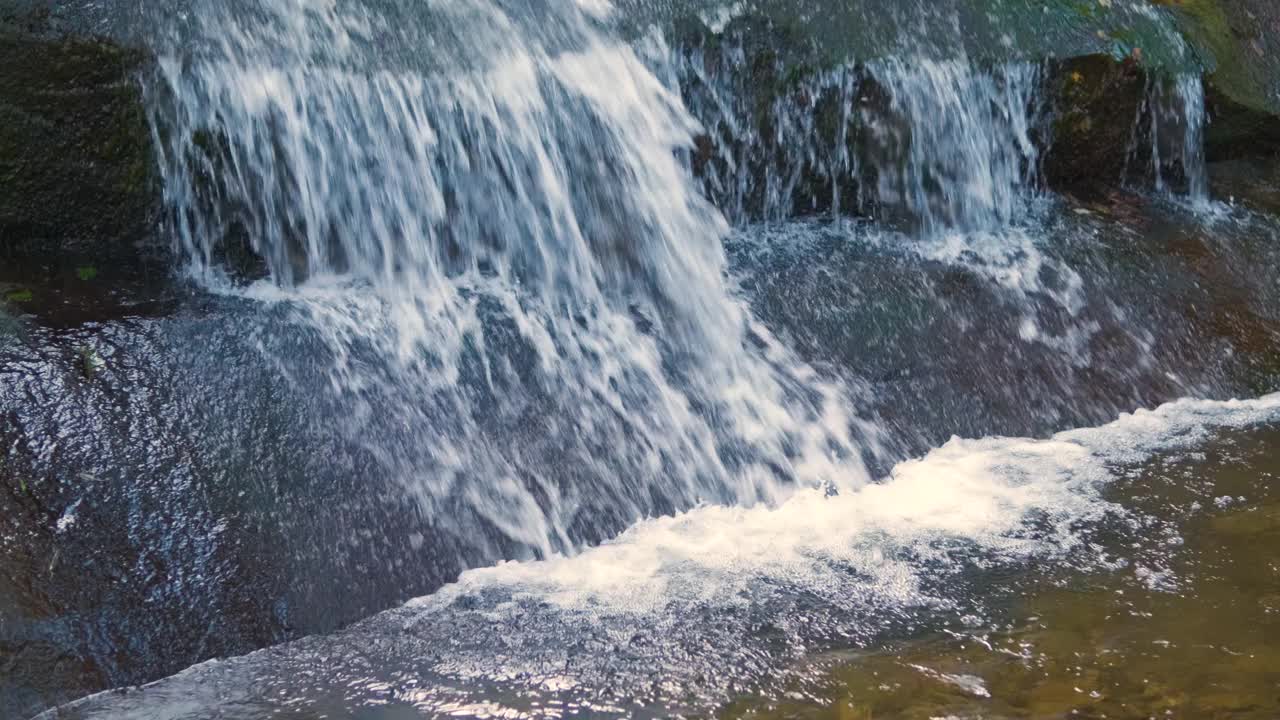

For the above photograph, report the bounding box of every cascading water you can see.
[675,28,1105,371]
[147,0,872,561]
[861,58,1043,233]
[1129,72,1211,203]
[140,0,1218,622]
[1172,73,1210,203]
[677,40,1045,229]
[21,1,1280,718]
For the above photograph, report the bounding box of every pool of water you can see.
[726,425,1280,719]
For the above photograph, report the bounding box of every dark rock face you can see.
[1205,83,1280,162]
[1043,55,1147,201]
[0,8,159,269]
[0,310,469,718]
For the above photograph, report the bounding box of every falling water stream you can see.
[6,0,1278,717]
[149,0,883,563]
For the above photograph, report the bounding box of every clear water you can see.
[44,395,1280,718]
[728,424,1280,720]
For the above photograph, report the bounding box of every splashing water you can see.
[146,0,873,561]
[19,1,1276,718]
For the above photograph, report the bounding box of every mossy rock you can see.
[1044,54,1148,200]
[1158,0,1280,112]
[0,9,159,266]
[1205,82,1280,161]
[1151,0,1280,160]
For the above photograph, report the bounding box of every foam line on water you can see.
[46,393,1280,719]
[414,393,1280,617]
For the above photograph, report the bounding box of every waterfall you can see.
[1174,73,1210,203]
[1130,72,1211,203]
[24,2,1276,719]
[146,0,872,561]
[861,58,1043,233]
[143,0,1217,563]
[678,41,1045,229]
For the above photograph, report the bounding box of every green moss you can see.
[5,288,32,303]
[0,20,157,262]
[75,265,98,281]
[1162,0,1278,113]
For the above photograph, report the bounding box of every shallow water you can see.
[726,425,1280,720]
[7,197,1280,718]
[34,394,1280,719]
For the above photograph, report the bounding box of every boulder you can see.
[1043,55,1148,201]
[0,7,159,268]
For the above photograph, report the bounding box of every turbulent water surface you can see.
[3,0,1280,718]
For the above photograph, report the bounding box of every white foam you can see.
[414,435,1095,616]
[699,1,747,33]
[411,392,1280,618]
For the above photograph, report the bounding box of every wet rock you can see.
[0,8,162,278]
[1208,156,1280,213]
[1041,52,1280,200]
[1206,83,1280,161]
[1161,0,1280,161]
[1043,55,1147,201]
[1149,0,1280,167]
[1,305,482,715]
[673,1,1280,211]
[1163,0,1280,114]
[0,8,182,328]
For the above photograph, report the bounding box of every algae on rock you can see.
[0,11,157,265]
